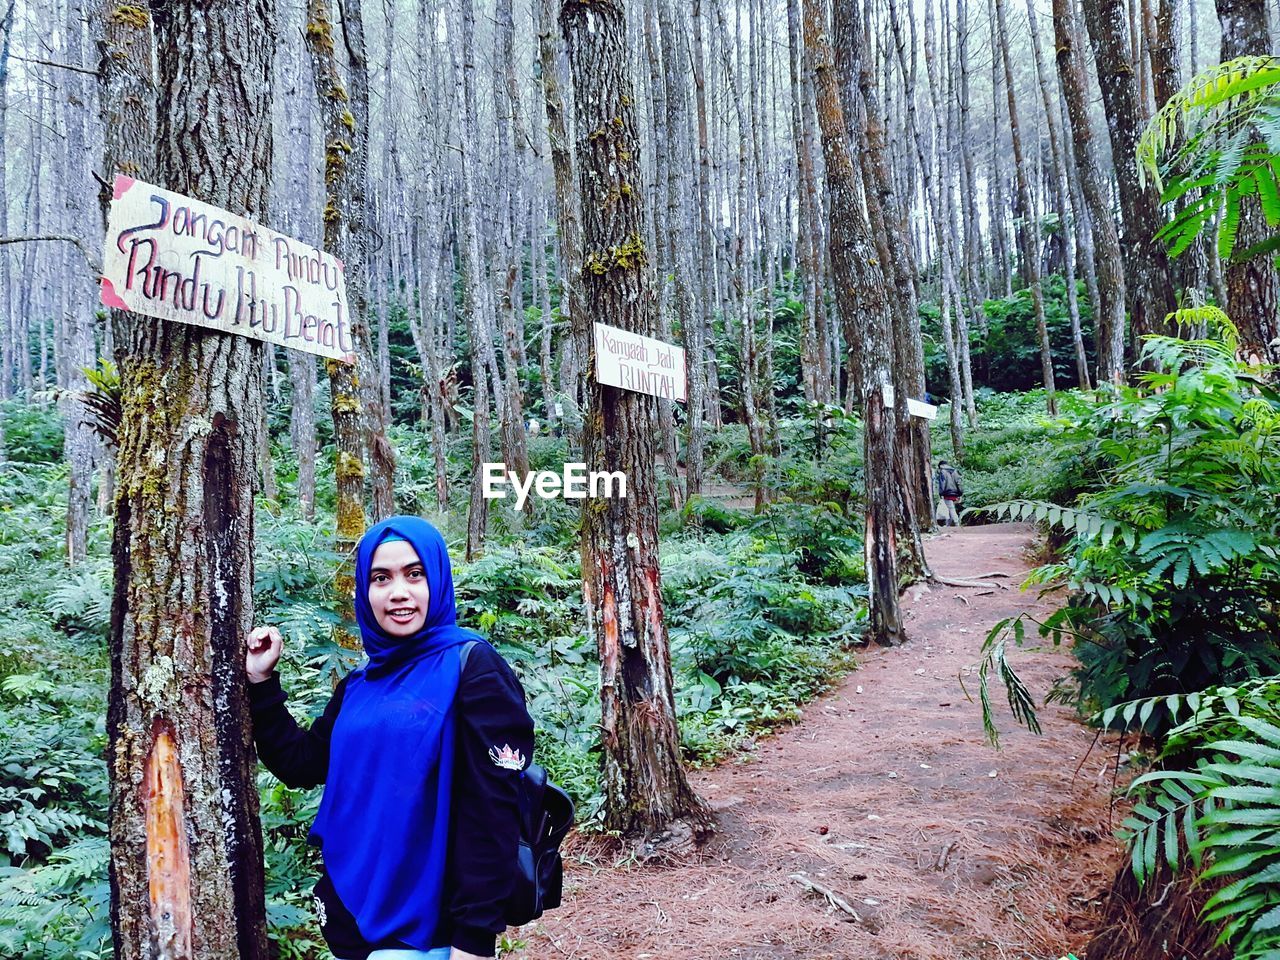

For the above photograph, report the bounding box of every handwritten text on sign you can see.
[593,322,687,402]
[101,175,354,362]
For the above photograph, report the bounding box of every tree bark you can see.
[62,0,100,564]
[1024,0,1091,389]
[0,0,12,410]
[658,0,707,504]
[104,0,273,955]
[494,0,531,492]
[846,0,932,570]
[457,0,492,560]
[537,0,586,444]
[1055,0,1128,385]
[806,0,903,647]
[1081,0,1178,346]
[306,0,377,647]
[560,0,711,841]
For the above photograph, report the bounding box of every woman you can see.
[245,516,534,960]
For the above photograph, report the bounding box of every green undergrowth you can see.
[0,383,1112,958]
[928,388,1092,511]
[0,401,868,958]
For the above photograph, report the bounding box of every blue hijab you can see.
[309,516,481,947]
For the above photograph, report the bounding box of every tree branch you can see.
[10,53,99,77]
[0,235,102,274]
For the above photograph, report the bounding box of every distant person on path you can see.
[935,459,963,527]
[245,516,534,960]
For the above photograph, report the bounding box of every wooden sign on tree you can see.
[102,175,355,362]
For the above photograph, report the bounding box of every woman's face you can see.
[368,539,431,637]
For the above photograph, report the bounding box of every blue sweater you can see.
[247,642,535,958]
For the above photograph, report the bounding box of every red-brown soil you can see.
[511,523,1125,960]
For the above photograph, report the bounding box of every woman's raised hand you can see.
[245,625,283,683]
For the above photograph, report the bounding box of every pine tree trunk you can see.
[806,0,903,646]
[104,0,272,955]
[537,0,586,443]
[0,0,11,410]
[458,0,491,560]
[844,0,931,568]
[1025,0,1091,389]
[1081,0,1178,346]
[786,0,824,406]
[994,0,1057,413]
[955,0,988,347]
[560,0,711,842]
[276,26,318,522]
[62,0,99,564]
[306,0,376,646]
[338,0,395,522]
[494,0,531,490]
[1055,0,1128,385]
[691,0,727,425]
[658,0,707,504]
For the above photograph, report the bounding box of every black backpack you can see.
[459,641,575,926]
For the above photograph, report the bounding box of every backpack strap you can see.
[458,639,480,673]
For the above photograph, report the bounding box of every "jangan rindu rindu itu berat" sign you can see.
[101,175,354,362]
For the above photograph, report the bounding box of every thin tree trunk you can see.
[0,0,11,411]
[994,0,1057,412]
[62,0,99,563]
[537,0,586,444]
[494,0,531,490]
[691,0,726,426]
[1055,0,1128,385]
[1081,0,1178,346]
[307,0,380,643]
[1025,0,1090,388]
[846,0,931,569]
[458,0,491,560]
[659,0,707,504]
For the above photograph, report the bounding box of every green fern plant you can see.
[1139,55,1280,261]
[1115,677,1280,959]
[973,324,1280,743]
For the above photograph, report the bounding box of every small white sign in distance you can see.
[878,383,939,420]
[906,398,938,420]
[593,321,687,402]
[101,174,355,362]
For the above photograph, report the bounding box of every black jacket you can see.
[247,641,535,959]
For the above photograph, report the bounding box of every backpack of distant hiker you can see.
[939,467,962,498]
[459,640,575,926]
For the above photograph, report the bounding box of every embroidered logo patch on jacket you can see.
[489,743,526,770]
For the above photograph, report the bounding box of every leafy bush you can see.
[978,324,1280,738]
[0,402,64,465]
[663,532,865,765]
[929,389,1090,510]
[1106,677,1280,960]
[922,274,1095,396]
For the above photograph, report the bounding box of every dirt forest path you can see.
[513,523,1125,960]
